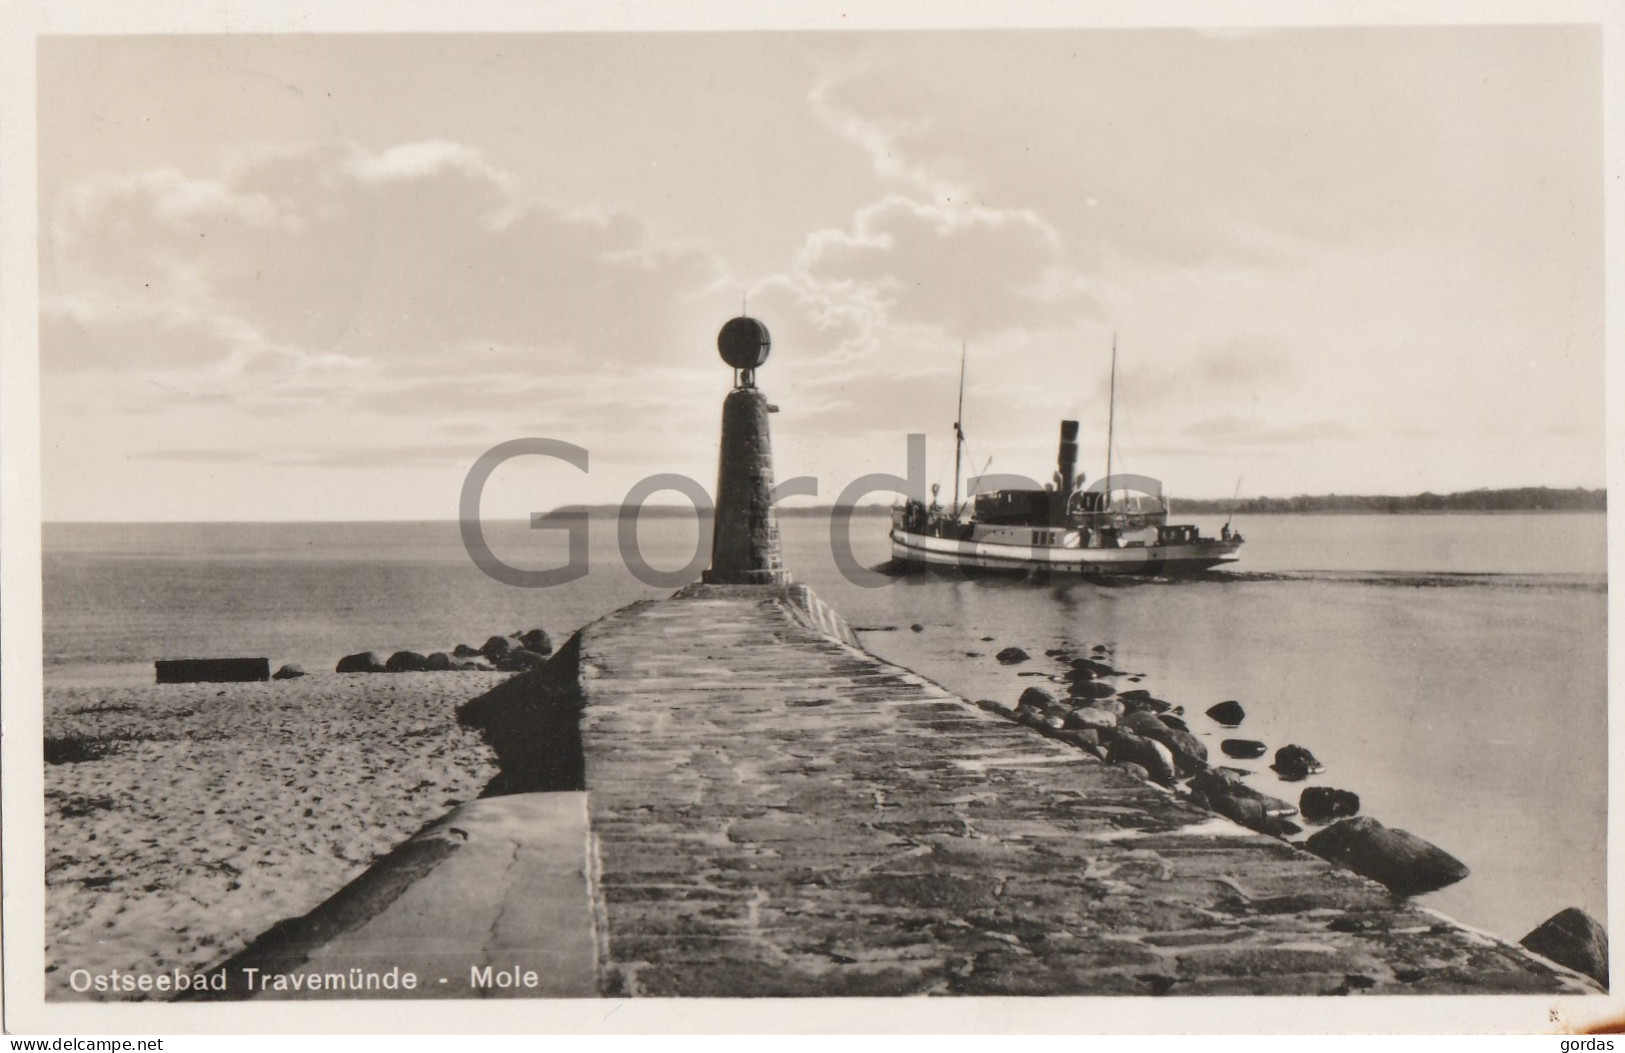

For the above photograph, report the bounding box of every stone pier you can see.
[207,583,1597,998]
[571,586,1593,997]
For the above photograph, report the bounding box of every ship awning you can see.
[1097,476,1163,500]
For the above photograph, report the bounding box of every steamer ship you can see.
[889,341,1244,577]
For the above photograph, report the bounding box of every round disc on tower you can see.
[718,316,772,370]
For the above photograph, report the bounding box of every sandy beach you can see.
[44,670,507,1001]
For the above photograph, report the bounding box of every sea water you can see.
[42,512,1607,943]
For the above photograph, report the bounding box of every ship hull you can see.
[889,527,1241,577]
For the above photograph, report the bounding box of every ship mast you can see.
[951,341,967,518]
[1105,332,1117,513]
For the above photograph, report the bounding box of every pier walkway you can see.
[576,585,1586,996]
[212,584,1593,999]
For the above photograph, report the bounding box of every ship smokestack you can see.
[1057,420,1080,493]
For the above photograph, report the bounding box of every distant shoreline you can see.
[1170,487,1604,516]
[561,487,1610,517]
[38,487,1607,527]
[40,506,1609,527]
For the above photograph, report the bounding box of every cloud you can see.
[799,195,1089,340]
[807,66,964,203]
[724,64,1106,401]
[42,140,724,401]
[346,140,512,189]
[59,166,301,235]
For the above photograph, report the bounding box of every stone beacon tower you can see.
[703,315,789,585]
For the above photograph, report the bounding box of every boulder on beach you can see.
[1107,731,1177,785]
[1056,728,1102,755]
[1157,713,1190,733]
[1190,769,1296,816]
[1251,792,1298,820]
[1016,707,1051,732]
[1142,726,1208,774]
[386,651,430,673]
[1188,768,1248,799]
[1205,700,1246,727]
[1062,706,1118,731]
[1068,680,1116,701]
[335,651,388,674]
[1221,739,1268,760]
[1017,686,1062,713]
[1304,816,1469,896]
[271,663,305,680]
[909,623,925,633]
[1300,786,1361,823]
[1203,789,1269,829]
[454,660,487,671]
[1069,657,1118,679]
[424,651,454,671]
[495,650,549,673]
[452,643,480,658]
[995,646,1030,665]
[1118,694,1172,714]
[1193,780,1304,838]
[975,698,1015,719]
[481,635,518,658]
[1519,907,1609,987]
[1272,744,1325,781]
[517,628,554,655]
[1118,710,1167,736]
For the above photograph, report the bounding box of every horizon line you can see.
[37,483,1609,527]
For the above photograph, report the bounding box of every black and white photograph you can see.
[2,0,1619,1037]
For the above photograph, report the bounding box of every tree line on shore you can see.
[1170,486,1605,515]
[560,485,1604,517]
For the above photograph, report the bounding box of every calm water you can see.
[42,512,1607,942]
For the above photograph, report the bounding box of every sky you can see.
[36,26,1605,521]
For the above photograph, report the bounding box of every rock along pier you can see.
[200,318,1600,999]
